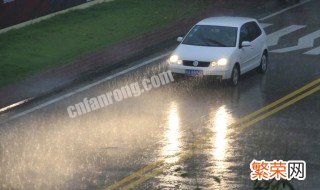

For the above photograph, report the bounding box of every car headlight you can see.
[217,58,228,66]
[169,55,182,64]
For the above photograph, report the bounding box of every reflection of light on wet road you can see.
[211,105,234,169]
[161,102,181,163]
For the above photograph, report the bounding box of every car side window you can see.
[247,22,262,41]
[240,24,250,44]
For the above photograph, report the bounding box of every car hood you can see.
[173,44,236,62]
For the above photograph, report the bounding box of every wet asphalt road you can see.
[1,0,320,190]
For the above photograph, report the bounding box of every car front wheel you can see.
[258,53,268,73]
[229,65,240,86]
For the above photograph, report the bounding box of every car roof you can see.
[197,16,256,27]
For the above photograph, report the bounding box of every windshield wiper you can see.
[200,38,227,47]
[207,39,227,47]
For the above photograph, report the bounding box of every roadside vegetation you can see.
[254,179,295,190]
[0,0,210,88]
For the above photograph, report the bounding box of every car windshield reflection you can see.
[182,25,238,47]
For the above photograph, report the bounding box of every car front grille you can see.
[183,60,210,67]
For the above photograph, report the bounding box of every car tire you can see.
[258,53,268,74]
[229,65,240,86]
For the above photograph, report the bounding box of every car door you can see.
[247,22,263,69]
[239,23,255,73]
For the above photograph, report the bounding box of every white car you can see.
[168,16,268,86]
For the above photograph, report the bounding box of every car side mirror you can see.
[241,41,251,48]
[177,37,183,42]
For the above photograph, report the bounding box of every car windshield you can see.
[182,25,238,47]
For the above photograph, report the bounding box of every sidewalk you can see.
[0,0,277,110]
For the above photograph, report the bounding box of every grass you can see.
[0,0,210,88]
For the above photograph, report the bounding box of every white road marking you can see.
[0,53,170,124]
[271,30,320,53]
[259,0,313,21]
[0,0,315,124]
[304,46,320,55]
[260,23,273,29]
[267,25,306,47]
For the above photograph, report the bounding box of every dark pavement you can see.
[0,0,320,190]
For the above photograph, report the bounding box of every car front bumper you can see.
[169,64,232,80]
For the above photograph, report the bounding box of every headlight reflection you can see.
[210,105,234,169]
[161,102,182,164]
